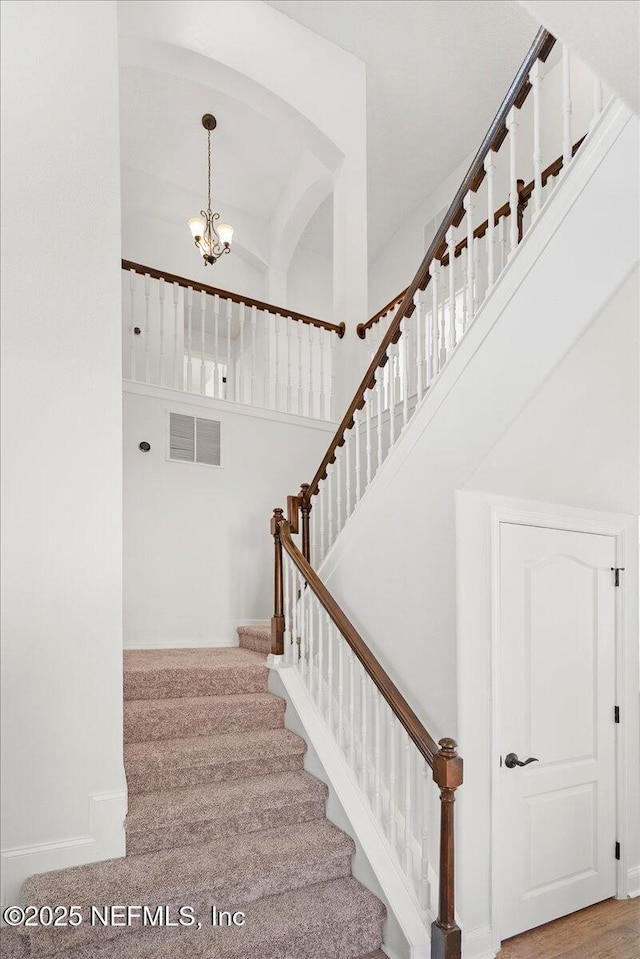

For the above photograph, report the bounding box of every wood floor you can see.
[499,897,640,959]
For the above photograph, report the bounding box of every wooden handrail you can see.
[276,510,441,765]
[304,26,555,498]
[271,507,463,957]
[121,259,346,337]
[356,130,585,340]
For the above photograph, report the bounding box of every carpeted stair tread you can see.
[125,728,306,794]
[21,821,356,956]
[237,624,271,655]
[124,692,285,743]
[126,771,328,855]
[123,647,267,701]
[17,877,385,959]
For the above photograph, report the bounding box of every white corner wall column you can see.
[1,0,125,906]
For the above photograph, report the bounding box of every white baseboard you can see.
[628,865,640,898]
[463,923,496,959]
[0,791,127,908]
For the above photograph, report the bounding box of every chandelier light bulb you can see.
[188,216,205,240]
[217,224,234,247]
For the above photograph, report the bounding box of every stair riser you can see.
[27,858,354,957]
[238,635,271,655]
[126,798,326,856]
[124,701,285,743]
[124,668,268,701]
[126,755,304,794]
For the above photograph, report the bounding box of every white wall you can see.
[287,246,333,321]
[457,268,640,956]
[123,385,334,648]
[1,0,124,904]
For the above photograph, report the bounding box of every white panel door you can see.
[498,522,617,940]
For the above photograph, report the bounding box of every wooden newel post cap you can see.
[299,483,310,503]
[271,508,284,535]
[433,737,464,790]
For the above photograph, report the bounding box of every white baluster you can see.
[463,191,475,325]
[348,648,356,767]
[327,464,334,548]
[274,313,281,411]
[446,228,457,351]
[307,324,314,418]
[439,269,447,369]
[530,60,544,219]
[326,612,334,734]
[404,736,412,874]
[414,289,425,402]
[338,634,345,750]
[319,484,326,562]
[128,268,136,381]
[172,282,179,388]
[141,273,150,383]
[238,303,245,404]
[286,318,293,413]
[388,713,397,854]
[590,77,604,132]
[498,216,506,273]
[374,691,382,819]
[474,236,481,318]
[484,152,496,289]
[420,760,431,910]
[311,498,318,568]
[300,580,307,685]
[460,246,468,334]
[158,277,165,387]
[365,389,373,486]
[360,672,368,794]
[388,343,396,449]
[250,305,257,406]
[283,554,291,665]
[264,312,271,409]
[329,333,336,421]
[200,289,207,395]
[507,106,520,254]
[226,297,232,401]
[376,373,383,472]
[212,294,220,398]
[345,428,352,518]
[335,449,343,536]
[186,286,193,392]
[319,329,326,420]
[562,46,573,173]
[297,321,304,415]
[401,318,409,430]
[316,600,323,709]
[354,408,362,503]
[291,567,299,668]
[429,259,440,377]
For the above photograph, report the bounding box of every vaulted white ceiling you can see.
[265,0,538,260]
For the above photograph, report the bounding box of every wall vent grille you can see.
[168,412,221,466]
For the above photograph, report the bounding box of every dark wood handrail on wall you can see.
[299,27,555,502]
[270,506,463,958]
[356,132,585,340]
[122,260,346,337]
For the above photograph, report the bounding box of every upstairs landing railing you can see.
[270,29,611,959]
[122,260,344,422]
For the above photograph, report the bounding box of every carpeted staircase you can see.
[1,625,386,958]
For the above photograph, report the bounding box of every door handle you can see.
[505,752,539,769]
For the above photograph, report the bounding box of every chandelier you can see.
[188,114,233,265]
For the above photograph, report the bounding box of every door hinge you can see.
[615,841,621,860]
[611,567,625,587]
[614,706,620,723]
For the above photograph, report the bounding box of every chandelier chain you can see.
[207,129,212,213]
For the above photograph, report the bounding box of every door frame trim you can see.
[488,500,637,945]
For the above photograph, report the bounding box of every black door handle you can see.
[505,752,539,769]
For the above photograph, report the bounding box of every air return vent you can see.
[168,412,221,467]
